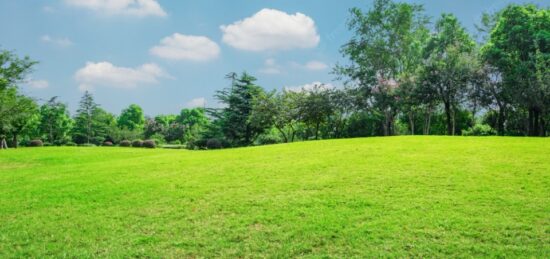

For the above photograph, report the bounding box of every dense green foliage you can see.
[0,137,548,257]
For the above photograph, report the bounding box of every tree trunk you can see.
[497,106,506,136]
[276,127,288,143]
[423,106,433,135]
[0,138,7,149]
[12,133,18,148]
[444,102,453,135]
[408,111,415,135]
[315,121,320,140]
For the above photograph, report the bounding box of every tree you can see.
[419,14,476,135]
[213,72,269,146]
[39,97,73,145]
[0,49,37,149]
[337,0,428,136]
[483,4,549,136]
[73,91,106,144]
[296,85,333,140]
[8,94,38,148]
[250,90,302,143]
[117,104,145,131]
[177,108,209,143]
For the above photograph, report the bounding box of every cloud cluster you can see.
[221,8,320,51]
[259,58,281,75]
[26,79,50,89]
[150,33,220,61]
[41,35,73,47]
[64,0,167,17]
[75,62,169,91]
[186,97,207,108]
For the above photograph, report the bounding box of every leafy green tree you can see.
[6,94,38,148]
[117,104,145,131]
[213,72,269,146]
[0,49,37,149]
[39,97,73,145]
[483,4,549,136]
[296,85,334,140]
[73,91,97,144]
[250,90,301,143]
[419,14,477,135]
[73,91,116,144]
[337,0,428,136]
[177,108,209,144]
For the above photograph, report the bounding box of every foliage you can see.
[132,140,143,148]
[462,124,497,136]
[213,72,270,147]
[119,140,131,147]
[28,139,43,147]
[142,140,156,149]
[117,104,145,131]
[39,97,73,145]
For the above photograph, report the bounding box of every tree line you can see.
[0,1,548,149]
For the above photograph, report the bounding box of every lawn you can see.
[0,136,549,257]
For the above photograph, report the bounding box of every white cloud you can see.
[259,58,281,75]
[74,62,169,91]
[291,60,329,71]
[150,33,220,61]
[284,81,334,93]
[221,8,320,51]
[304,60,328,71]
[41,35,73,47]
[26,79,49,89]
[186,97,207,108]
[64,0,166,17]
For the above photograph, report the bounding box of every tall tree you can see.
[0,49,37,149]
[39,97,73,145]
[483,4,549,136]
[117,104,145,131]
[419,14,476,135]
[73,91,98,144]
[213,72,269,146]
[337,0,428,136]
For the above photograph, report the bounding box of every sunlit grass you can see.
[0,136,548,257]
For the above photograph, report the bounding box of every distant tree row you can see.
[0,1,548,149]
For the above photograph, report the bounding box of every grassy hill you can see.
[0,136,549,257]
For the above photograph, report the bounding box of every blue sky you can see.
[1,0,547,116]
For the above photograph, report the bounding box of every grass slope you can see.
[0,136,549,257]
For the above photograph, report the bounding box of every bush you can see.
[78,143,96,147]
[103,141,113,147]
[142,140,156,149]
[463,124,497,136]
[256,130,282,145]
[28,139,43,147]
[65,142,77,147]
[119,140,131,147]
[206,138,223,149]
[149,133,166,145]
[132,140,143,147]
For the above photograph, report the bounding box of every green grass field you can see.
[0,136,549,257]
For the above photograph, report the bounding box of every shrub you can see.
[256,130,282,145]
[103,141,113,147]
[142,140,156,149]
[132,140,143,147]
[79,143,96,147]
[119,140,131,147]
[149,133,166,145]
[65,142,77,147]
[463,124,497,136]
[28,139,43,147]
[206,138,223,149]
